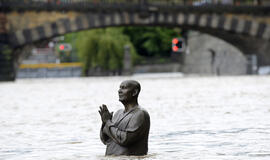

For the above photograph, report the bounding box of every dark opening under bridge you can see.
[1,0,270,81]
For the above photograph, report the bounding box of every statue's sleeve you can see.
[103,110,149,146]
[100,123,109,145]
[100,109,122,145]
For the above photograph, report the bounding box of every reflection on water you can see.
[0,74,270,160]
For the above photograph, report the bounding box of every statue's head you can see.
[118,80,141,103]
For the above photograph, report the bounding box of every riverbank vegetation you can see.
[63,27,181,75]
[76,28,139,76]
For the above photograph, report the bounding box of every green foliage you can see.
[62,26,181,75]
[76,28,139,75]
[2,45,13,60]
[123,27,181,57]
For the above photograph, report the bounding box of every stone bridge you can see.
[1,0,270,80]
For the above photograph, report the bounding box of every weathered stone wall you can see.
[17,67,81,78]
[6,11,79,32]
[184,31,247,75]
[6,11,270,33]
[134,63,182,73]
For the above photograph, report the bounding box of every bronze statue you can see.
[99,80,150,156]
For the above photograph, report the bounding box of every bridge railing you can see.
[1,0,269,14]
[0,0,267,6]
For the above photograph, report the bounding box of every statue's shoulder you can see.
[138,107,149,113]
[135,107,150,118]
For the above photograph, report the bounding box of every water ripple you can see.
[1,76,270,160]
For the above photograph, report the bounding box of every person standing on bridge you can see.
[98,80,150,156]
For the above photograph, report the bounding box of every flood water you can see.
[0,74,270,160]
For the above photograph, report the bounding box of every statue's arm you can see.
[100,123,109,145]
[103,111,149,146]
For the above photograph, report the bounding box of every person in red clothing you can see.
[99,80,150,156]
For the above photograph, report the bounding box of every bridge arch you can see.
[9,11,270,49]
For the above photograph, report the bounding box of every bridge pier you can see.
[0,38,16,81]
[197,28,270,67]
[123,45,132,76]
[0,12,15,81]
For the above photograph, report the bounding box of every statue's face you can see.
[118,81,135,103]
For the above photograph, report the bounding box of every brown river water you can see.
[0,74,270,160]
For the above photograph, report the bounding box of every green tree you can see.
[76,28,139,76]
[123,27,181,58]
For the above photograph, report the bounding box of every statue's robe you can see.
[100,107,150,156]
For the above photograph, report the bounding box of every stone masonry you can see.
[184,31,247,75]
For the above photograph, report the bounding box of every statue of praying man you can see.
[99,80,150,156]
